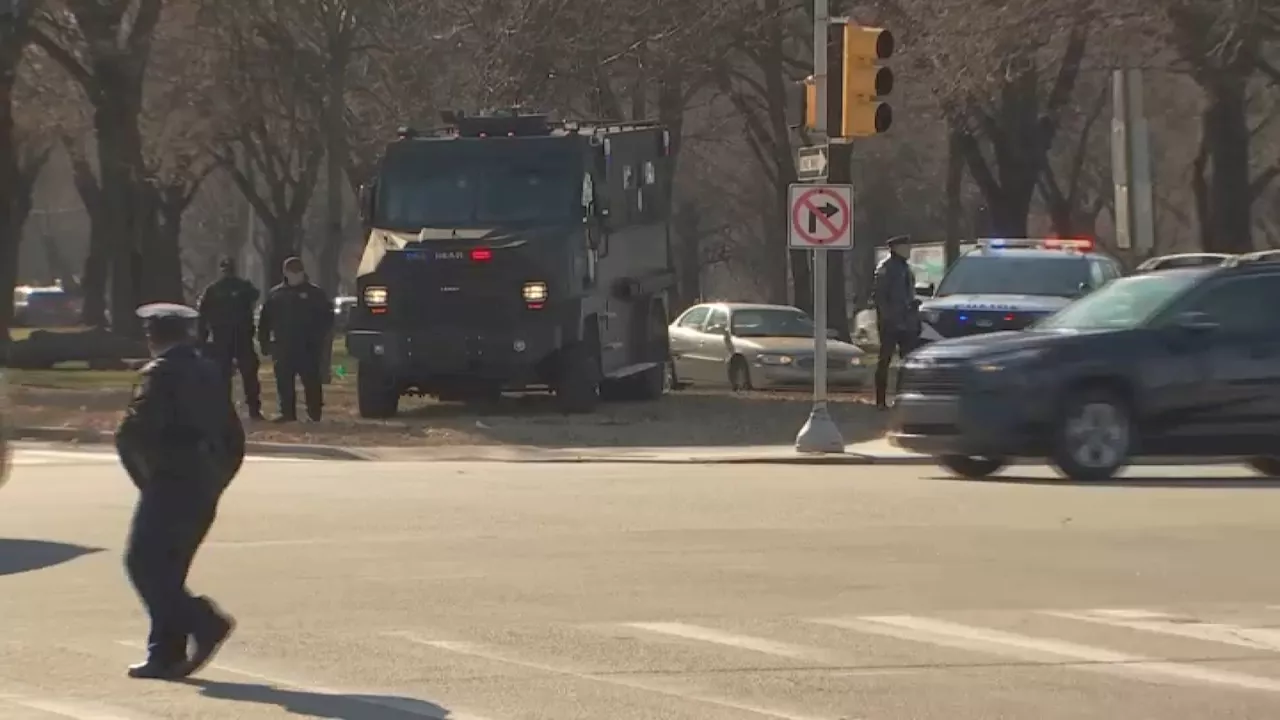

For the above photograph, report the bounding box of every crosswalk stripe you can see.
[1044,609,1280,652]
[620,622,836,662]
[0,693,157,720]
[387,633,840,720]
[815,615,1280,693]
[113,640,490,719]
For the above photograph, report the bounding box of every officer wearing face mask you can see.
[257,257,333,422]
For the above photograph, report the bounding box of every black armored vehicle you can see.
[347,110,676,416]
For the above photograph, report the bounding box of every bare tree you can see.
[0,0,40,348]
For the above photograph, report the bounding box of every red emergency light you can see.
[470,248,492,261]
[1042,237,1095,251]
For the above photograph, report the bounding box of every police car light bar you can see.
[978,237,1094,252]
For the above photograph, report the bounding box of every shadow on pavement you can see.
[944,474,1280,489]
[183,679,455,719]
[0,538,103,577]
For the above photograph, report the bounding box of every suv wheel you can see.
[356,361,400,419]
[938,455,1007,479]
[1050,388,1131,481]
[1248,457,1280,477]
[556,343,600,413]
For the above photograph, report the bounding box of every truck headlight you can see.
[757,353,793,365]
[522,282,547,302]
[363,286,387,306]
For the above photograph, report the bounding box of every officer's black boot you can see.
[180,596,236,678]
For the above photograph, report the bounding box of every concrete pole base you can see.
[795,403,846,454]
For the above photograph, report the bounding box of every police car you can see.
[918,238,1124,342]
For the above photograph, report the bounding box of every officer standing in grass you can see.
[115,303,243,679]
[257,256,333,422]
[196,257,263,420]
[873,234,922,409]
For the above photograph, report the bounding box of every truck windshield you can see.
[375,139,581,230]
[935,255,1088,297]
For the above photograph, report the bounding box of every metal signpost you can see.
[789,184,853,453]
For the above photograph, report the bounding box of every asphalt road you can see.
[3,445,1280,719]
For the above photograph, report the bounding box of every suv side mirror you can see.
[1174,310,1218,333]
[915,282,934,298]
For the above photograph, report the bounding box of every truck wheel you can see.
[556,343,600,413]
[1050,387,1132,482]
[357,361,400,418]
[938,455,1007,479]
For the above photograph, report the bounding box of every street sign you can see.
[797,145,829,182]
[788,184,852,249]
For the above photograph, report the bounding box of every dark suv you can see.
[890,258,1280,481]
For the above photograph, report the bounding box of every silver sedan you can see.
[668,302,870,390]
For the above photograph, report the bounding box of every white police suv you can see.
[917,238,1124,343]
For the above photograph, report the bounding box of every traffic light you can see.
[839,24,893,137]
[803,75,818,131]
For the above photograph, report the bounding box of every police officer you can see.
[258,256,333,422]
[115,303,244,679]
[872,235,922,409]
[197,257,263,419]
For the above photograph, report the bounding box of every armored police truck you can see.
[347,110,676,417]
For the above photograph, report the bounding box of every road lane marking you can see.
[620,622,836,662]
[0,693,157,719]
[387,632,841,720]
[814,616,1280,693]
[115,641,490,719]
[1045,609,1280,652]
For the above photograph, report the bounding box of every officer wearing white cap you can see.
[115,303,243,679]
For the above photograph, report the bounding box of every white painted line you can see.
[622,622,835,662]
[115,641,490,719]
[0,693,156,719]
[1046,609,1280,652]
[815,616,1280,693]
[388,632,840,720]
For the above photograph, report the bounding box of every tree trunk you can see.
[1202,76,1252,253]
[90,89,152,336]
[319,63,347,295]
[0,70,17,353]
[144,188,189,304]
[945,126,964,265]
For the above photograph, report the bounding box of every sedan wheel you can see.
[1051,391,1131,481]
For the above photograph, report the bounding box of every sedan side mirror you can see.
[1174,310,1218,333]
[915,283,934,298]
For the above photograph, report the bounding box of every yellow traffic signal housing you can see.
[803,75,818,131]
[839,25,894,137]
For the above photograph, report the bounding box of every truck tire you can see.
[357,361,400,419]
[556,343,601,413]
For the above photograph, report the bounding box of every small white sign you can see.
[788,184,852,249]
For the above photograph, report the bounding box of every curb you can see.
[10,426,369,462]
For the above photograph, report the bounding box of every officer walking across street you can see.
[258,256,334,422]
[196,257,263,419]
[114,303,245,679]
[873,234,922,409]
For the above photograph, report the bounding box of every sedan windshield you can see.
[1036,272,1202,331]
[935,255,1088,297]
[731,309,815,338]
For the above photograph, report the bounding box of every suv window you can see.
[1179,276,1280,335]
[677,307,709,329]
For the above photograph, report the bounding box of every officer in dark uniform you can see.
[258,256,333,422]
[872,235,922,409]
[115,303,244,679]
[197,257,263,419]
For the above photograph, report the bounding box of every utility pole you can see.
[1111,69,1154,259]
